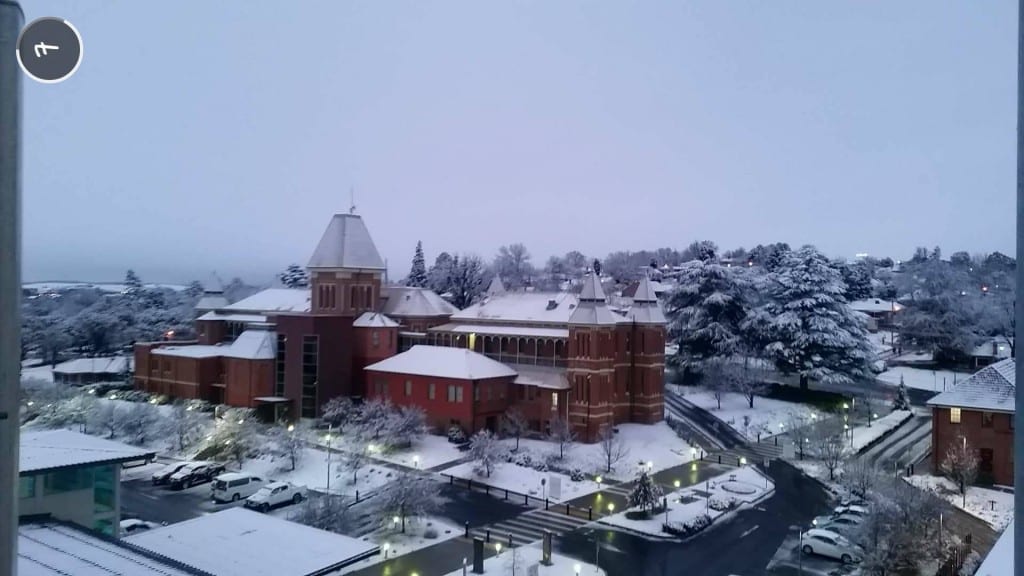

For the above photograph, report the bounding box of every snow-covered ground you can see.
[440,542,606,576]
[243,448,395,498]
[442,459,600,503]
[369,434,466,470]
[867,332,895,356]
[849,410,912,453]
[24,281,187,293]
[21,364,54,383]
[892,351,934,363]
[904,475,1014,530]
[877,366,971,393]
[338,516,463,574]
[678,387,826,441]
[599,466,773,538]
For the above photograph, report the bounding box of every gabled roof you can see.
[452,291,578,325]
[380,286,457,317]
[353,312,400,328]
[486,276,507,296]
[848,299,903,313]
[569,273,621,325]
[203,273,224,294]
[223,329,277,360]
[365,345,517,380]
[631,275,659,303]
[619,302,668,325]
[21,430,154,474]
[52,356,130,375]
[223,288,311,314]
[578,273,607,302]
[971,337,1013,359]
[306,213,386,270]
[927,359,1015,413]
[195,295,230,312]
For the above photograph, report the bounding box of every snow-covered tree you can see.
[407,241,428,287]
[352,398,394,443]
[205,409,261,467]
[321,396,357,433]
[591,259,602,277]
[808,418,846,480]
[289,493,353,534]
[342,444,369,485]
[45,393,98,433]
[598,425,630,473]
[271,423,305,471]
[500,408,528,451]
[628,469,663,515]
[371,472,445,533]
[744,246,873,390]
[89,401,121,439]
[564,251,588,273]
[941,434,979,505]
[448,254,487,309]
[185,280,204,299]
[892,378,911,410]
[469,429,503,478]
[118,402,164,445]
[547,415,576,460]
[683,240,718,263]
[494,243,533,289]
[124,269,143,296]
[839,459,880,500]
[838,260,873,301]
[278,264,309,288]
[164,402,206,452]
[428,252,455,294]
[389,405,427,450]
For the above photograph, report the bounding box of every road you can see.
[857,410,932,473]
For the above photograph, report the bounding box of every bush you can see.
[662,514,712,538]
[424,527,439,539]
[708,497,739,512]
[625,510,652,520]
[569,468,585,482]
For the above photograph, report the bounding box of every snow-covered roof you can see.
[971,337,1013,359]
[381,286,458,317]
[848,299,903,313]
[52,356,130,375]
[306,213,386,270]
[365,345,518,380]
[152,345,224,359]
[621,277,671,299]
[569,274,621,326]
[21,430,154,474]
[204,273,224,294]
[429,322,569,339]
[223,288,311,314]
[125,507,378,576]
[976,519,1013,576]
[195,295,230,312]
[353,311,400,328]
[486,276,507,296]
[927,359,1015,413]
[513,365,570,390]
[19,522,204,576]
[452,291,578,325]
[223,329,276,360]
[619,303,668,325]
[196,312,268,324]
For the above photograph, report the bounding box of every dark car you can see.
[168,462,225,489]
[151,462,189,486]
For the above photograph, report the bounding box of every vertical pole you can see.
[0,2,23,574]
[1016,3,1024,576]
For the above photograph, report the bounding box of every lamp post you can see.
[462,557,467,576]
[413,455,420,468]
[574,563,582,576]
[607,502,615,515]
[325,425,333,493]
[382,542,389,559]
[495,542,502,556]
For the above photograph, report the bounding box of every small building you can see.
[848,298,903,329]
[975,519,1013,576]
[52,356,131,385]
[19,520,210,576]
[20,429,155,537]
[124,507,379,576]
[970,337,1013,368]
[927,359,1014,486]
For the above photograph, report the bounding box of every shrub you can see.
[708,497,739,512]
[531,461,549,472]
[569,468,585,482]
[424,527,439,539]
[662,514,712,537]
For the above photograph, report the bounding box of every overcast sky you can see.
[21,1,1017,284]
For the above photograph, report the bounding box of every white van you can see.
[211,473,264,503]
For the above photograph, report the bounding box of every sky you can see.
[20,1,1018,284]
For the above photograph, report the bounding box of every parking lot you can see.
[121,461,249,525]
[765,530,861,576]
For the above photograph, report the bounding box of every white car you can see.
[244,481,306,512]
[816,514,863,536]
[833,504,869,518]
[801,529,863,564]
[119,518,161,535]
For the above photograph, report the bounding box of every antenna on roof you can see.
[349,187,357,215]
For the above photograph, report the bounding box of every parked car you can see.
[815,514,863,536]
[211,472,265,503]
[800,529,863,564]
[832,505,869,518]
[168,462,224,489]
[119,518,162,535]
[151,462,189,486]
[244,481,306,512]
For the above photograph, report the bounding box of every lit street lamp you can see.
[382,542,389,559]
[574,563,582,576]
[607,503,615,515]
[325,425,333,493]
[495,542,502,556]
[413,455,420,468]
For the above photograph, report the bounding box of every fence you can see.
[440,473,595,521]
[935,533,973,576]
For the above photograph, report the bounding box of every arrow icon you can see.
[34,42,59,57]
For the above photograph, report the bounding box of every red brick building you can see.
[927,359,1015,486]
[135,212,666,440]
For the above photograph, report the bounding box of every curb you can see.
[854,410,914,456]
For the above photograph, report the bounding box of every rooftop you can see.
[353,311,400,328]
[976,519,1013,576]
[452,291,578,325]
[428,322,569,339]
[195,295,230,312]
[21,429,154,474]
[381,286,458,317]
[196,312,267,324]
[848,298,904,313]
[125,507,378,576]
[569,273,621,326]
[513,365,570,390]
[927,359,1015,413]
[152,345,224,359]
[365,345,518,380]
[306,213,386,270]
[52,356,130,375]
[19,522,207,576]
[222,329,277,360]
[222,288,311,314]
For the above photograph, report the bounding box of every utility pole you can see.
[1016,4,1024,576]
[0,2,23,574]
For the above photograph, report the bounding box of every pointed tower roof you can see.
[569,273,620,325]
[204,273,224,294]
[307,214,385,270]
[620,273,666,324]
[486,276,507,296]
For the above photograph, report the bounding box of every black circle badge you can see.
[17,17,83,84]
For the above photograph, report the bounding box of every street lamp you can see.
[413,455,420,468]
[326,424,333,492]
[647,460,654,471]
[574,563,582,576]
[495,542,502,556]
[287,424,295,432]
[596,476,603,491]
[462,557,467,576]
[674,479,681,488]
[607,503,615,514]
[382,542,389,559]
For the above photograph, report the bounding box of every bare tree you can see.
[598,424,630,473]
[164,402,206,452]
[941,434,979,506]
[736,353,768,408]
[289,493,353,534]
[342,444,369,485]
[370,472,445,533]
[468,429,503,478]
[808,418,847,480]
[702,360,740,410]
[89,401,120,439]
[501,408,528,451]
[856,478,951,574]
[785,412,811,460]
[548,415,576,460]
[118,403,164,446]
[321,396,357,433]
[839,459,880,500]
[271,423,305,472]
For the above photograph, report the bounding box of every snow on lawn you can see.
[680,387,825,440]
[441,542,606,576]
[877,366,971,393]
[508,422,697,482]
[599,466,773,538]
[370,433,466,470]
[905,475,1014,530]
[338,516,464,574]
[121,461,168,482]
[443,459,600,503]
[242,447,396,498]
[849,410,912,453]
[21,364,53,383]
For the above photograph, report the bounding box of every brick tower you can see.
[615,274,666,424]
[567,273,622,442]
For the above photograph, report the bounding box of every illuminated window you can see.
[551,392,558,408]
[428,382,435,400]
[950,408,961,424]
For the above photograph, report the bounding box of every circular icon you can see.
[16,17,83,84]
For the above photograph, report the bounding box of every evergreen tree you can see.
[407,241,428,287]
[428,252,454,294]
[447,254,486,309]
[839,260,873,301]
[592,259,602,277]
[279,264,309,288]
[124,270,143,295]
[892,378,911,410]
[744,245,873,390]
[628,469,664,515]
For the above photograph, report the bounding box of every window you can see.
[429,382,435,400]
[405,380,412,397]
[93,465,115,514]
[275,335,287,397]
[301,336,319,418]
[44,468,92,495]
[475,384,481,402]
[448,385,456,403]
[551,392,558,408]
[950,408,961,424]
[19,477,34,499]
[372,331,380,348]
[982,412,994,428]
[457,386,463,402]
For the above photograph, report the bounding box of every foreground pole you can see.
[1016,2,1023,575]
[0,2,23,575]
